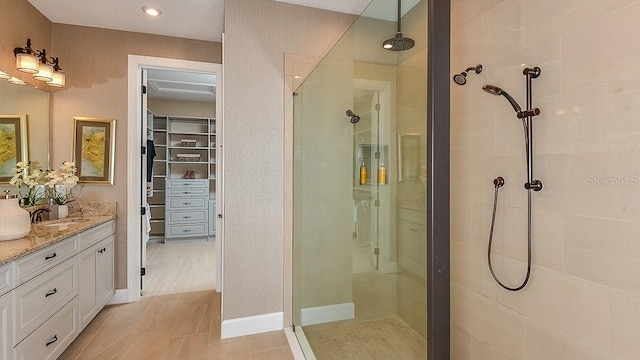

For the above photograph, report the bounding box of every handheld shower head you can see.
[482,84,522,113]
[452,64,483,86]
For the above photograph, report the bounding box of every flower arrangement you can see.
[45,161,80,205]
[9,161,46,206]
[9,161,80,206]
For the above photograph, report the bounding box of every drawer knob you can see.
[45,288,57,298]
[46,335,58,347]
[183,229,191,233]
[45,253,57,260]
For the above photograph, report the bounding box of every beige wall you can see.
[223,0,355,320]
[51,24,221,289]
[451,0,640,359]
[0,0,52,87]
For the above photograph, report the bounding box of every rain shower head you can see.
[382,0,415,51]
[452,64,483,85]
[346,109,360,124]
[482,84,522,113]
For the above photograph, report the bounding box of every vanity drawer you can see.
[15,236,78,285]
[14,297,78,360]
[168,188,207,197]
[167,197,207,210]
[167,210,207,223]
[167,179,208,188]
[14,257,78,345]
[78,221,115,251]
[166,224,207,238]
[0,262,13,296]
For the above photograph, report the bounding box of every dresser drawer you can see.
[166,179,208,188]
[78,221,115,251]
[15,236,78,285]
[168,187,207,197]
[167,197,207,210]
[167,210,207,223]
[0,262,13,296]
[167,224,207,238]
[14,297,79,360]
[14,257,78,344]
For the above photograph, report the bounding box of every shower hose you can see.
[487,178,532,291]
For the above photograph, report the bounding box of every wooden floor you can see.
[59,240,294,359]
[59,290,295,360]
[144,240,217,296]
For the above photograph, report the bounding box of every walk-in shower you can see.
[293,0,428,358]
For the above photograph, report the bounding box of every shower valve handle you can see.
[524,180,543,191]
[517,108,540,119]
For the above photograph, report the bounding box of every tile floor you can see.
[59,290,295,360]
[304,316,426,359]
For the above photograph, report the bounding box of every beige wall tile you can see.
[527,321,614,360]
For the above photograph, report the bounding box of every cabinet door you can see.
[96,237,114,309]
[78,244,98,330]
[0,292,12,360]
[79,236,114,330]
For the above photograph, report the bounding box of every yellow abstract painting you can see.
[81,126,106,177]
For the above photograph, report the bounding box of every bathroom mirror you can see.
[0,79,50,181]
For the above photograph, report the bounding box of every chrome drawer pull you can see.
[46,335,58,347]
[45,288,57,297]
[45,253,57,260]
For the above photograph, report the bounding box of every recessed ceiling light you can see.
[142,6,163,16]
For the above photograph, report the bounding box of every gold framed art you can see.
[0,115,28,183]
[73,117,115,184]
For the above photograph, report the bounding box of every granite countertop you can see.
[0,215,116,266]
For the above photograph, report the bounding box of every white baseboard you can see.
[107,289,130,305]
[300,302,354,326]
[221,312,283,339]
[284,327,311,360]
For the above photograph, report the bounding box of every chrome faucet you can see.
[30,208,50,223]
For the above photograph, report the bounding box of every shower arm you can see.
[523,67,543,192]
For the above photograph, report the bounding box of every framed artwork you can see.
[398,133,421,182]
[0,115,28,183]
[73,117,115,184]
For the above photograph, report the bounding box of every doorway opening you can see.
[125,56,223,303]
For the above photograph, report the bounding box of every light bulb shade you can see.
[8,77,27,85]
[16,53,39,74]
[33,63,53,82]
[0,71,10,80]
[47,70,65,87]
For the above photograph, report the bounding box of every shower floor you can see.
[303,316,426,359]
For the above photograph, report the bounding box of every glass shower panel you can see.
[293,0,427,358]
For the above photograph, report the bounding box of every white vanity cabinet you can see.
[0,218,115,360]
[0,263,14,360]
[78,222,115,330]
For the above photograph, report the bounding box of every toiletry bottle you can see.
[359,161,367,185]
[378,163,387,184]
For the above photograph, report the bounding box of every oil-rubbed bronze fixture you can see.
[452,64,483,85]
[13,38,65,87]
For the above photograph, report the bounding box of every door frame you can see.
[125,55,223,303]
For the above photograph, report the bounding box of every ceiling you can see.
[27,0,419,42]
[146,69,216,102]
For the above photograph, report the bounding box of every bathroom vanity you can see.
[0,216,115,360]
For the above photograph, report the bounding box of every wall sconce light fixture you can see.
[13,39,65,87]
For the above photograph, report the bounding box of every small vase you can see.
[0,191,31,240]
[58,204,69,219]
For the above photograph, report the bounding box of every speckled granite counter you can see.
[0,215,116,266]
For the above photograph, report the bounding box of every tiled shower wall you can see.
[451,0,640,359]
